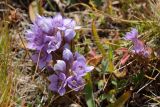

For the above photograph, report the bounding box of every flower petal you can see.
[49,83,58,92]
[54,60,66,72]
[85,66,94,73]
[63,18,76,28]
[64,29,75,42]
[74,52,86,62]
[132,39,144,53]
[48,74,58,82]
[35,15,53,33]
[63,48,73,61]
[124,28,138,41]
[48,74,58,91]
[59,73,66,81]
[67,76,84,91]
[58,87,66,96]
[47,32,62,53]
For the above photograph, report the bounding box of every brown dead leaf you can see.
[8,10,21,23]
[29,1,38,22]
[87,55,103,66]
[29,1,43,22]
[87,49,103,66]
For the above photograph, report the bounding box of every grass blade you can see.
[85,73,96,107]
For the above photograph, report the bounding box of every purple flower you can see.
[74,52,86,62]
[26,26,46,50]
[72,60,94,77]
[52,14,63,28]
[124,28,151,57]
[54,60,66,73]
[63,48,94,77]
[26,14,79,52]
[132,39,145,53]
[35,15,54,33]
[49,49,94,95]
[46,31,62,53]
[64,29,76,43]
[31,49,52,69]
[48,73,67,96]
[58,17,80,30]
[58,16,80,43]
[63,18,76,29]
[63,48,73,61]
[124,28,138,41]
[67,76,85,91]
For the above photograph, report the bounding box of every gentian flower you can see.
[132,39,145,53]
[58,15,81,43]
[26,14,80,53]
[48,73,67,96]
[124,28,151,57]
[35,15,54,34]
[49,49,94,94]
[62,48,94,77]
[124,28,138,41]
[52,14,63,28]
[46,31,62,53]
[67,76,85,91]
[62,48,73,62]
[26,14,87,96]
[72,59,94,77]
[54,60,66,73]
[31,48,52,69]
[26,26,46,50]
[63,49,94,77]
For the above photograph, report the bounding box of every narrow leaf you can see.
[85,73,96,107]
[92,20,107,58]
[108,46,114,73]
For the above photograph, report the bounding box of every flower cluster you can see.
[26,14,78,68]
[26,14,94,96]
[48,49,94,96]
[124,28,151,57]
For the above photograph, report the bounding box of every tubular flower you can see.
[48,49,94,95]
[124,28,151,57]
[26,14,79,53]
[31,48,52,69]
[26,14,80,69]
[48,73,67,96]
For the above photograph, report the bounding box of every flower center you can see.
[72,80,77,85]
[78,65,83,70]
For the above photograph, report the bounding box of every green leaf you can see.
[85,73,96,107]
[101,59,108,73]
[107,46,114,73]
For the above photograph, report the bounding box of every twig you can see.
[104,59,136,75]
[103,74,112,91]
[81,27,120,32]
[0,1,16,10]
[136,72,160,94]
